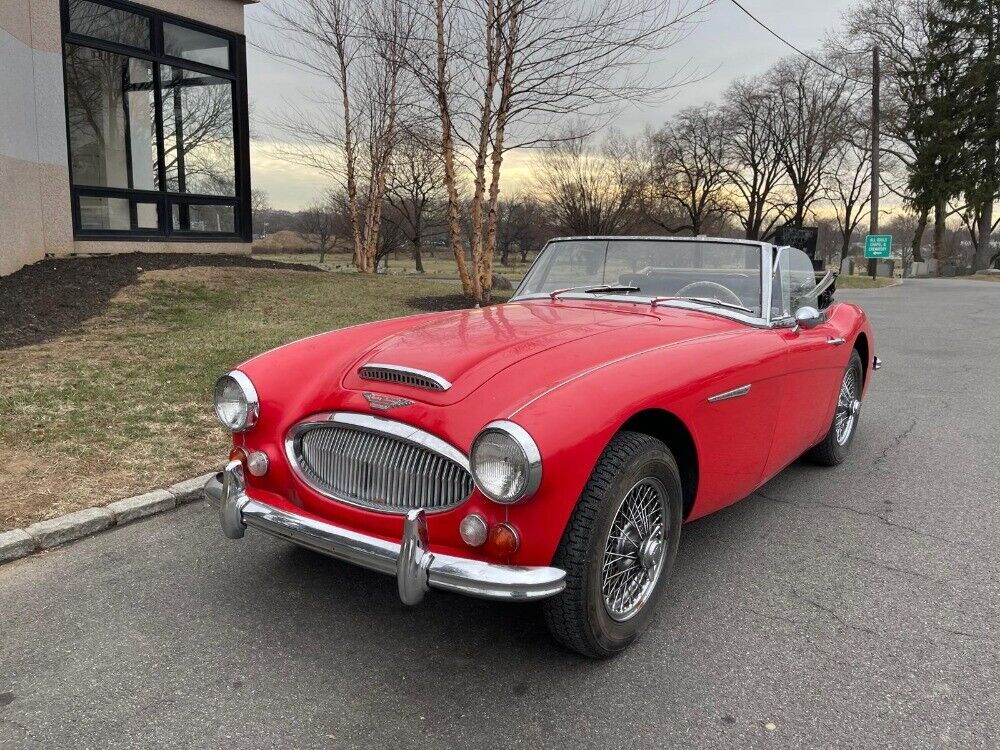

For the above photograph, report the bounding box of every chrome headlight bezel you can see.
[470,420,542,504]
[213,370,259,433]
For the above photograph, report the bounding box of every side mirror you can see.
[793,306,822,331]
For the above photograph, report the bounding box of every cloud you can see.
[250,141,334,210]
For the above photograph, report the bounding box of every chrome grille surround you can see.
[285,412,472,514]
[358,363,452,391]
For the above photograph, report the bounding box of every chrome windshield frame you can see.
[511,236,787,329]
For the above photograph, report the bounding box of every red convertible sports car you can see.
[204,236,878,657]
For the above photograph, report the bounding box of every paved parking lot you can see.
[1,279,997,749]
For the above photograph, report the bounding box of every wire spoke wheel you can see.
[834,366,861,446]
[601,477,668,622]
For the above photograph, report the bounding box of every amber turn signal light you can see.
[229,446,249,465]
[488,522,520,555]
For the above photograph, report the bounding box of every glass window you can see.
[68,0,150,50]
[62,0,246,239]
[773,247,819,317]
[171,203,235,233]
[65,46,154,189]
[163,23,230,70]
[79,195,130,230]
[126,61,157,190]
[136,202,159,229]
[519,239,763,316]
[161,66,236,196]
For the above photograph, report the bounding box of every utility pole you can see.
[868,47,880,279]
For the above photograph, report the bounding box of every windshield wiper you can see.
[650,296,753,313]
[549,284,640,299]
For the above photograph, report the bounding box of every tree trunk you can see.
[413,212,423,273]
[332,31,364,271]
[933,198,947,267]
[434,0,473,297]
[911,206,928,263]
[975,200,994,272]
[792,186,807,227]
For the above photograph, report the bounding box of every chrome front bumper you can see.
[203,461,566,604]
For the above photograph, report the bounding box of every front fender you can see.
[504,328,785,565]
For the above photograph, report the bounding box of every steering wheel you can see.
[675,281,744,307]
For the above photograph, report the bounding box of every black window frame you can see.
[60,0,252,242]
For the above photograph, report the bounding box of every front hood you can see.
[341,302,657,404]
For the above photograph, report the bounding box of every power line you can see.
[726,0,869,85]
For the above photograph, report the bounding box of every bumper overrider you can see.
[203,461,566,604]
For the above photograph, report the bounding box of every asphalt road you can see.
[2,278,998,749]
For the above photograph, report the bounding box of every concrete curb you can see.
[0,472,216,567]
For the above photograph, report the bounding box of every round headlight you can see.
[470,421,541,504]
[213,371,259,432]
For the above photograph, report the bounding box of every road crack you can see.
[872,418,918,469]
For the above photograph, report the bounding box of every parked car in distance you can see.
[205,236,878,657]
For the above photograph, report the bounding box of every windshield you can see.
[516,239,764,317]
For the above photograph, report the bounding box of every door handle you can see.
[826,337,846,346]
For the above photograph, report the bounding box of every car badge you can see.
[363,392,414,411]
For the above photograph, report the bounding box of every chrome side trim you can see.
[707,384,752,403]
[359,363,452,391]
[284,411,471,515]
[203,470,566,603]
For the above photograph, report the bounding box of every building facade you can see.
[0,0,254,277]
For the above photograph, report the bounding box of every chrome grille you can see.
[358,364,451,391]
[291,423,473,513]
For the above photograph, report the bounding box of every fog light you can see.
[246,450,269,477]
[459,513,488,547]
[489,522,520,555]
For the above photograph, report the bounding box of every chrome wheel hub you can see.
[835,367,861,445]
[639,533,663,573]
[602,478,669,622]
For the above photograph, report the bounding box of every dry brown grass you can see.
[0,265,474,531]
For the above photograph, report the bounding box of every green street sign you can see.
[865,234,892,259]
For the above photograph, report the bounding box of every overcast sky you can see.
[245,0,856,210]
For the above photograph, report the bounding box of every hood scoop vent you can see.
[358,363,452,392]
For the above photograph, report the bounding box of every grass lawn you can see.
[836,275,899,289]
[252,250,535,284]
[0,264,486,531]
[966,273,1000,282]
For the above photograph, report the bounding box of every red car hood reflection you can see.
[341,301,728,405]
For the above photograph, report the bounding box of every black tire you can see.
[543,431,683,658]
[805,349,864,466]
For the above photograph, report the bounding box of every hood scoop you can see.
[358,363,452,392]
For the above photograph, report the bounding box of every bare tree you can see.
[840,0,936,261]
[767,56,853,226]
[417,0,710,302]
[250,189,271,237]
[259,0,416,272]
[299,196,338,262]
[826,116,873,263]
[495,193,548,265]
[385,129,445,272]
[719,77,790,239]
[533,130,642,235]
[646,105,730,235]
